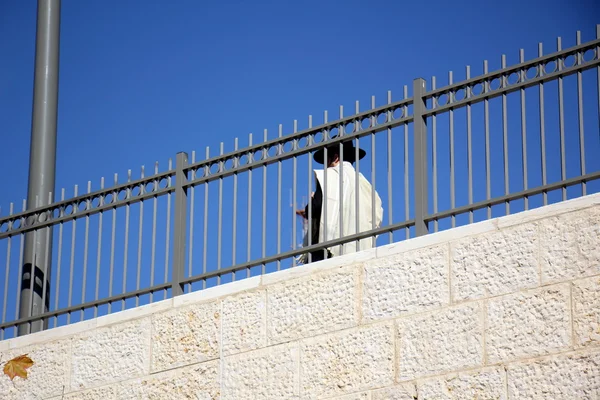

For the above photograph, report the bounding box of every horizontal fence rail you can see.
[1,26,600,339]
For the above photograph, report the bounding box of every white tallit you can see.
[298,161,383,262]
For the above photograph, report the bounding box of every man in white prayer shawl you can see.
[296,139,384,264]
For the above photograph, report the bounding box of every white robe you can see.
[299,161,384,262]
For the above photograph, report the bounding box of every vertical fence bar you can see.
[40,192,52,329]
[413,78,428,236]
[370,96,376,247]
[247,134,252,277]
[557,37,567,201]
[431,77,438,232]
[484,61,492,218]
[202,148,209,288]
[108,175,117,313]
[2,203,14,339]
[293,121,298,263]
[538,44,548,206]
[81,182,91,318]
[403,86,409,238]
[466,66,473,223]
[323,111,328,259]
[172,152,188,297]
[232,140,239,278]
[26,196,40,332]
[338,107,344,255]
[67,187,77,323]
[217,143,224,284]
[305,119,311,265]
[355,101,361,250]
[94,177,104,317]
[15,200,27,333]
[187,153,195,291]
[15,200,26,329]
[53,190,63,326]
[163,159,172,298]
[449,72,456,228]
[261,131,267,275]
[519,50,529,210]
[576,31,586,195]
[136,168,144,302]
[386,91,393,243]
[277,126,283,268]
[149,164,158,302]
[122,172,131,311]
[502,55,510,214]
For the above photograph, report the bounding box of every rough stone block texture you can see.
[63,385,120,400]
[0,339,70,400]
[362,245,449,321]
[397,302,483,380]
[222,289,266,356]
[507,350,600,399]
[71,317,151,390]
[151,300,220,372]
[573,276,600,347]
[117,360,219,399]
[222,342,299,399]
[330,392,370,400]
[540,206,600,284]
[300,323,394,399]
[451,223,539,301]
[417,367,506,400]
[486,284,571,363]
[267,266,358,344]
[371,384,417,400]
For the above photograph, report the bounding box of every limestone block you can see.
[267,266,358,345]
[71,317,151,390]
[222,342,299,399]
[371,383,417,400]
[222,289,267,356]
[486,284,571,364]
[0,339,70,400]
[300,323,394,399]
[151,300,220,372]
[540,206,600,284]
[451,223,539,301]
[362,245,449,322]
[573,276,600,347]
[397,302,483,380]
[417,367,506,400]
[117,360,220,400]
[507,350,600,399]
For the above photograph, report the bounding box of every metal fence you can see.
[1,27,600,339]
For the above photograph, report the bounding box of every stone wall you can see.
[1,193,599,399]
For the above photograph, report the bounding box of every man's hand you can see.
[296,209,307,219]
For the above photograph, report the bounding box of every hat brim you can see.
[313,142,367,165]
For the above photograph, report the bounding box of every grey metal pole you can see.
[172,152,189,297]
[413,78,428,237]
[18,0,61,336]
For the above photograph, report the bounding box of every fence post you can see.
[413,78,429,236]
[172,152,189,296]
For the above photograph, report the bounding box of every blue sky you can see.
[0,1,599,335]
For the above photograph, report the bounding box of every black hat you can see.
[313,140,366,165]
